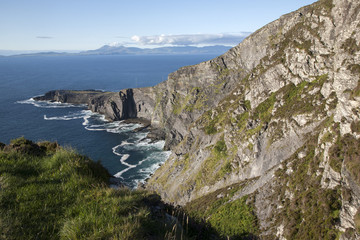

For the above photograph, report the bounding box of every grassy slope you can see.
[0,138,180,240]
[184,181,259,240]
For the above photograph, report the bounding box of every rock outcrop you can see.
[35,0,360,238]
[34,89,156,122]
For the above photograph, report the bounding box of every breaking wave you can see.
[16,98,86,108]
[113,139,171,187]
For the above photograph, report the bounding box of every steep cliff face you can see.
[145,0,360,238]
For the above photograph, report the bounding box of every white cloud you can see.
[130,33,251,46]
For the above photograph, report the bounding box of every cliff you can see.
[149,0,360,238]
[35,0,360,238]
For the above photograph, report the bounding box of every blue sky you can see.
[0,0,317,51]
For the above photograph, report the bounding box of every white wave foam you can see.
[132,179,142,187]
[84,126,106,131]
[137,140,165,149]
[83,114,141,134]
[140,163,159,175]
[122,139,166,151]
[114,149,171,186]
[82,111,93,126]
[44,114,83,121]
[34,100,142,136]
[120,141,132,146]
[145,151,170,168]
[133,132,149,141]
[17,98,86,108]
[120,154,130,161]
[114,154,137,178]
[107,123,141,133]
[112,145,123,156]
[44,110,88,121]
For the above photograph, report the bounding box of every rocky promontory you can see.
[34,89,153,121]
[34,88,163,141]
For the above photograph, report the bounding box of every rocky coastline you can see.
[33,0,360,238]
[34,89,165,143]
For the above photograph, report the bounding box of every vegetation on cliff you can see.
[270,124,342,240]
[185,182,259,239]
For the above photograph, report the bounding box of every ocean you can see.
[0,54,217,187]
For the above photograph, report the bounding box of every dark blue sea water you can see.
[0,54,217,187]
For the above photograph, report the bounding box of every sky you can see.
[0,0,317,52]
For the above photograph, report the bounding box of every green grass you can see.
[204,122,217,135]
[184,182,258,239]
[208,197,258,238]
[0,138,188,240]
[195,137,230,187]
[242,75,328,142]
[275,75,328,119]
[172,87,208,115]
[214,139,227,155]
[237,111,250,132]
[253,92,276,123]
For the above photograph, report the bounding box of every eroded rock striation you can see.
[36,0,360,238]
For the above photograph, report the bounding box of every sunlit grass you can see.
[0,138,172,240]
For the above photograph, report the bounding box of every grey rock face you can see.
[144,0,360,237]
[119,89,137,119]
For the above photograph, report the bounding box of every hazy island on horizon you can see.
[0,44,238,57]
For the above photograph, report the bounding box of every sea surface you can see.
[0,54,217,187]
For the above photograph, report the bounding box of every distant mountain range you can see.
[3,45,233,57]
[83,45,232,55]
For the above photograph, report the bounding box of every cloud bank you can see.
[130,33,250,46]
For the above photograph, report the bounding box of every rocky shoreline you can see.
[122,117,166,142]
[34,90,166,143]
